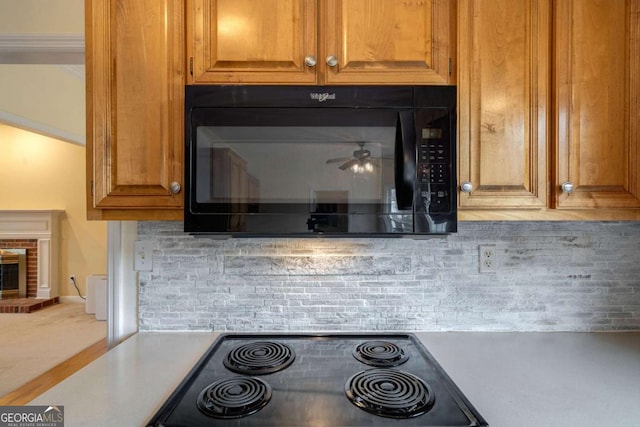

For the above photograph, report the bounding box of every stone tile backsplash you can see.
[138,221,640,332]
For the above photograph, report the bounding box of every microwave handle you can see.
[395,111,416,210]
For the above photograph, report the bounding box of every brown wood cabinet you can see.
[85,0,185,220]
[553,0,640,210]
[187,0,317,84]
[187,0,455,85]
[86,0,639,220]
[457,0,550,210]
[458,0,640,220]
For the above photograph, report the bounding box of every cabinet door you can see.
[323,0,455,84]
[188,0,317,84]
[554,0,640,209]
[457,0,550,209]
[86,0,184,219]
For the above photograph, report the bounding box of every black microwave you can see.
[184,85,457,237]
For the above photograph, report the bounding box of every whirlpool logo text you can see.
[309,92,336,102]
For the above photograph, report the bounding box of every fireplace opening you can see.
[0,248,27,299]
[0,249,20,299]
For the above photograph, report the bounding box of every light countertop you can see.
[30,331,640,427]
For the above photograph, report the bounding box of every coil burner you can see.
[353,341,409,367]
[197,377,272,419]
[224,341,295,375]
[345,368,435,419]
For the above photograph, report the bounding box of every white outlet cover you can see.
[134,240,153,271]
[479,245,497,273]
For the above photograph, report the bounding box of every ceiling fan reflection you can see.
[325,142,386,173]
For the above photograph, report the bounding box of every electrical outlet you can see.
[69,275,76,284]
[479,245,497,273]
[134,240,153,271]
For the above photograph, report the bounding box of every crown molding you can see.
[0,33,84,64]
[0,110,85,146]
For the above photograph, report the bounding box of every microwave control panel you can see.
[418,128,451,213]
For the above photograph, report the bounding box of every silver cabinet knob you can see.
[561,181,574,193]
[169,181,181,194]
[326,55,338,67]
[460,181,473,193]
[304,55,317,67]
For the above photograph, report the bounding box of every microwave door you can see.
[188,107,422,235]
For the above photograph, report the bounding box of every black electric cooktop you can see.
[147,333,488,426]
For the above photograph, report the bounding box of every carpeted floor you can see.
[0,302,106,398]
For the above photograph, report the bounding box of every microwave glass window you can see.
[195,125,396,211]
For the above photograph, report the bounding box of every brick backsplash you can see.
[137,221,640,332]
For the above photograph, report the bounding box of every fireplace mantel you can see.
[0,210,63,298]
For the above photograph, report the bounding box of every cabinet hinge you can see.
[90,180,94,197]
[448,58,453,76]
[189,57,193,76]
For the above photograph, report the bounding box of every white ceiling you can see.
[0,0,85,145]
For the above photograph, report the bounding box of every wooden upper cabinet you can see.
[554,0,640,209]
[188,0,317,84]
[86,0,185,219]
[323,0,455,84]
[457,0,550,209]
[187,0,455,85]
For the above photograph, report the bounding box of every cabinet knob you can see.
[326,55,338,67]
[561,181,574,194]
[169,181,181,194]
[304,55,317,67]
[460,181,473,193]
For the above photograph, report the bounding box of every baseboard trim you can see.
[58,296,86,304]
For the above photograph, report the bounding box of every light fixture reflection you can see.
[218,15,248,38]
[351,160,374,174]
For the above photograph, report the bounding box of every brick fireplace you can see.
[0,244,35,297]
[0,210,62,299]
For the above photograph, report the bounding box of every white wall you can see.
[0,0,85,144]
[0,124,107,296]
